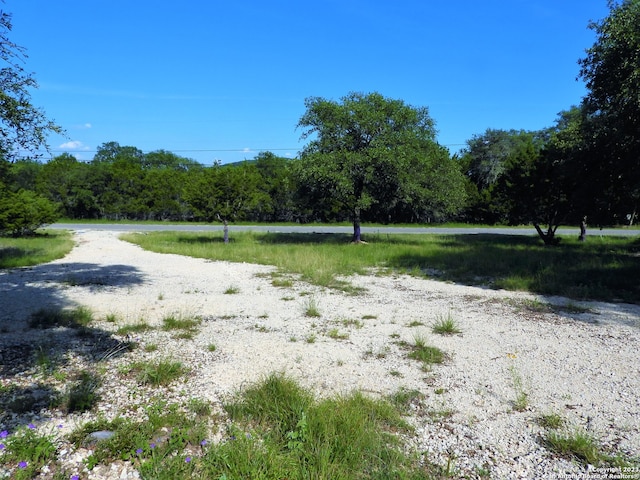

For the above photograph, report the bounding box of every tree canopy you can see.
[0,10,61,161]
[0,9,62,235]
[578,0,640,225]
[296,92,466,241]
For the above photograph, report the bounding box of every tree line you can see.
[1,1,639,243]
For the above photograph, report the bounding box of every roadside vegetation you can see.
[121,231,640,303]
[0,230,73,268]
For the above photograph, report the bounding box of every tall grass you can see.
[218,373,424,479]
[122,231,640,303]
[0,230,74,268]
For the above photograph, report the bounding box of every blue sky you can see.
[9,1,610,165]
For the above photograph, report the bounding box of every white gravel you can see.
[1,229,639,479]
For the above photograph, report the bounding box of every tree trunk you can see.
[352,207,362,243]
[579,217,587,241]
[533,223,560,246]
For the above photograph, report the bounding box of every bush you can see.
[0,189,60,236]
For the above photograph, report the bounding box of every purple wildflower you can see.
[200,439,208,446]
[0,431,7,438]
[150,443,156,449]
[0,443,4,450]
[28,423,35,430]
[185,456,191,463]
[18,461,28,468]
[71,476,79,480]
[136,448,143,455]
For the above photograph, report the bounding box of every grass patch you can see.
[326,328,349,340]
[404,334,446,369]
[116,321,154,336]
[121,231,640,303]
[63,370,101,413]
[387,387,424,414]
[0,230,74,269]
[431,312,462,335]
[303,297,321,317]
[218,373,423,478]
[543,429,632,467]
[0,423,57,479]
[339,317,364,328]
[407,320,425,327]
[161,314,201,339]
[28,306,93,329]
[124,359,188,386]
[224,285,240,294]
[536,413,565,429]
[67,400,207,472]
[508,365,529,412]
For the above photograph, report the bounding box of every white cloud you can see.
[59,140,90,151]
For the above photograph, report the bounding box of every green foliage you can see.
[0,424,57,479]
[297,92,466,239]
[0,189,60,236]
[536,413,565,430]
[126,359,188,386]
[508,365,529,412]
[0,229,73,268]
[124,230,640,303]
[219,373,422,479]
[28,306,94,329]
[115,321,154,335]
[544,429,617,467]
[64,370,101,413]
[406,334,446,368]
[184,161,269,222]
[0,11,62,162]
[431,312,462,335]
[161,314,201,336]
[303,297,321,317]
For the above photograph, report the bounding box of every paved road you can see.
[51,223,639,237]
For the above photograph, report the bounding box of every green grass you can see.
[124,359,189,386]
[403,335,446,370]
[431,312,462,335]
[536,413,565,429]
[161,314,202,338]
[223,285,240,294]
[116,321,154,336]
[0,424,57,479]
[543,429,632,467]
[28,306,94,329]
[326,328,349,340]
[121,231,640,303]
[508,365,529,412]
[0,230,74,269]
[219,373,424,479]
[63,370,101,413]
[303,297,321,317]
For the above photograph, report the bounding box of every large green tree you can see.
[578,0,640,225]
[296,92,465,241]
[184,162,267,223]
[0,9,61,235]
[0,10,61,161]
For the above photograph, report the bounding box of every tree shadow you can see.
[386,234,640,304]
[257,232,352,245]
[1,262,145,329]
[0,262,144,427]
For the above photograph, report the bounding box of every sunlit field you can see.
[122,231,640,304]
